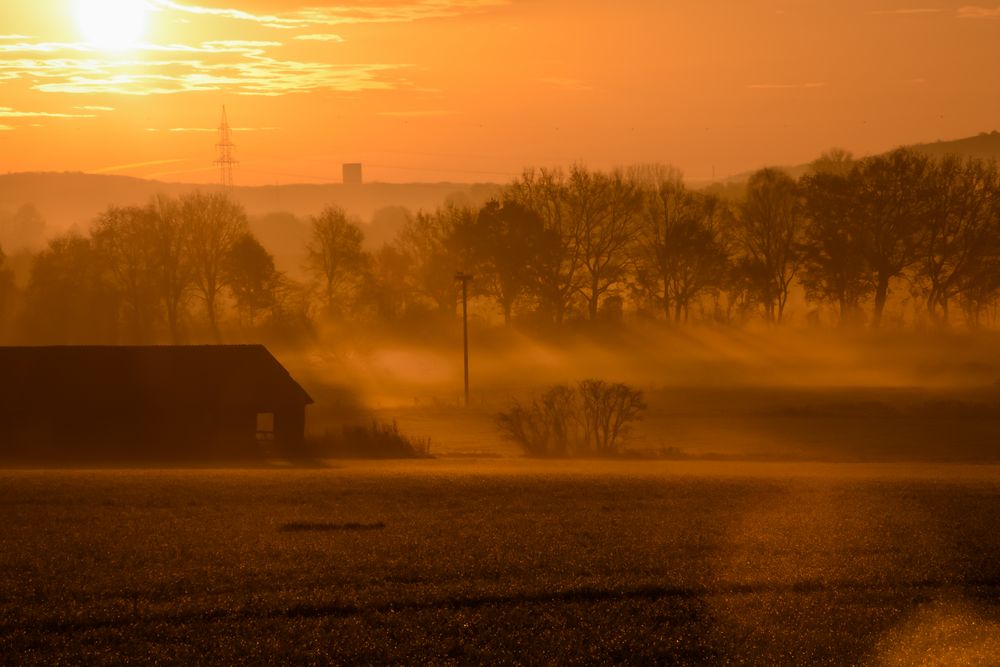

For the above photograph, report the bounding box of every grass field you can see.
[3,462,1000,664]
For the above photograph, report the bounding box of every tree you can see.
[853,149,933,327]
[505,168,584,324]
[226,233,280,328]
[305,206,367,317]
[395,204,477,315]
[21,234,119,343]
[915,156,1000,326]
[634,175,729,323]
[148,195,193,342]
[469,200,548,325]
[92,205,161,342]
[800,170,873,325]
[569,167,643,322]
[734,169,804,323]
[181,192,248,339]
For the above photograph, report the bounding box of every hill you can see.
[0,172,501,243]
[714,130,1000,188]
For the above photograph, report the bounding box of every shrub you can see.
[310,419,432,459]
[497,379,646,457]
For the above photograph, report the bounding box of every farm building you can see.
[0,345,313,462]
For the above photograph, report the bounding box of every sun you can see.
[75,0,149,50]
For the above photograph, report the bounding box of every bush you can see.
[310,419,432,459]
[497,380,646,457]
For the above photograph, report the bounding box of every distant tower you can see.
[214,106,237,188]
[342,163,363,185]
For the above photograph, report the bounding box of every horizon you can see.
[3,1,1000,185]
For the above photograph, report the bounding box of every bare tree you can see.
[916,156,1000,326]
[305,206,367,317]
[505,168,584,324]
[854,149,933,327]
[800,170,873,326]
[570,167,643,321]
[634,174,729,323]
[735,169,804,323]
[577,379,646,455]
[181,192,248,339]
[92,205,161,342]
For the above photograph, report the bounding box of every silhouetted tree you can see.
[734,169,804,322]
[505,168,584,324]
[396,204,477,315]
[22,234,119,343]
[634,175,729,323]
[470,200,549,325]
[92,205,161,342]
[800,170,873,325]
[853,149,933,327]
[915,156,1000,326]
[569,168,643,321]
[305,206,367,317]
[181,192,248,339]
[148,195,193,343]
[227,233,280,328]
[0,204,46,253]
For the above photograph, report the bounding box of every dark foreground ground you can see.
[2,462,1000,664]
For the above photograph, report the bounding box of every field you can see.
[3,462,1000,664]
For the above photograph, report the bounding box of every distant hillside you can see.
[0,172,502,241]
[716,130,1000,188]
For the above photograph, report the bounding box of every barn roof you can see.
[0,345,313,410]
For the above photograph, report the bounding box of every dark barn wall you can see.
[0,406,261,462]
[274,406,307,458]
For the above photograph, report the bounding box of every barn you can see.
[0,345,313,462]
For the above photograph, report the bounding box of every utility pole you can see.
[455,272,474,408]
[214,105,237,189]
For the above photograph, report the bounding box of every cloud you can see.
[958,5,1000,17]
[0,106,95,118]
[869,8,943,14]
[88,158,187,174]
[747,82,827,90]
[536,77,593,92]
[0,40,410,96]
[294,34,346,42]
[377,110,456,117]
[148,0,508,28]
[75,105,116,111]
[0,35,31,40]
[146,126,279,132]
[0,124,12,131]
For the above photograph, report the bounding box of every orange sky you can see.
[1,0,999,185]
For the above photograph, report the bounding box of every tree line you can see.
[2,146,1000,345]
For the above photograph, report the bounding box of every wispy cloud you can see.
[0,40,409,96]
[88,158,187,174]
[0,35,31,40]
[869,8,943,14]
[0,106,95,118]
[958,5,1000,17]
[747,82,827,90]
[75,105,116,111]
[0,124,13,131]
[536,77,593,92]
[148,0,508,28]
[294,34,346,42]
[377,110,456,117]
[145,126,279,132]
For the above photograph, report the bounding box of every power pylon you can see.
[214,105,237,188]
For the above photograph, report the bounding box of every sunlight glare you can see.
[75,0,149,50]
